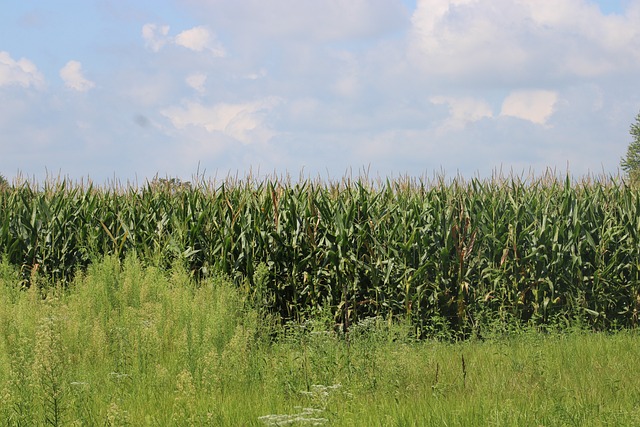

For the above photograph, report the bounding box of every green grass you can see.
[1,256,639,426]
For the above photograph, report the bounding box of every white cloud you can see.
[143,24,226,56]
[411,0,477,50]
[409,0,640,81]
[142,23,170,52]
[430,95,493,131]
[0,51,45,88]
[410,0,529,78]
[160,97,281,144]
[175,26,226,56]
[60,61,95,92]
[186,73,207,93]
[178,0,408,42]
[500,90,558,125]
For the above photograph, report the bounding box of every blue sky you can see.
[1,0,639,183]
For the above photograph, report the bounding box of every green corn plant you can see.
[1,173,639,334]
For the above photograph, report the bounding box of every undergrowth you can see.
[0,256,639,426]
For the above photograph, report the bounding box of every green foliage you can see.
[0,256,264,425]
[0,174,639,334]
[621,111,640,185]
[1,258,640,425]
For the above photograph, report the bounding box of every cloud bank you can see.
[0,51,45,89]
[409,0,640,82]
[1,0,640,182]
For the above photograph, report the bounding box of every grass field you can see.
[1,255,639,426]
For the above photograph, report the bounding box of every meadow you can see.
[1,173,639,425]
[1,255,639,426]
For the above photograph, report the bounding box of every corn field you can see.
[1,174,639,335]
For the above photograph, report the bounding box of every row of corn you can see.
[1,175,638,334]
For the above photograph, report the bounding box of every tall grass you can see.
[1,173,639,334]
[1,256,639,425]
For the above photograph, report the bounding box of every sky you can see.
[1,0,640,184]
